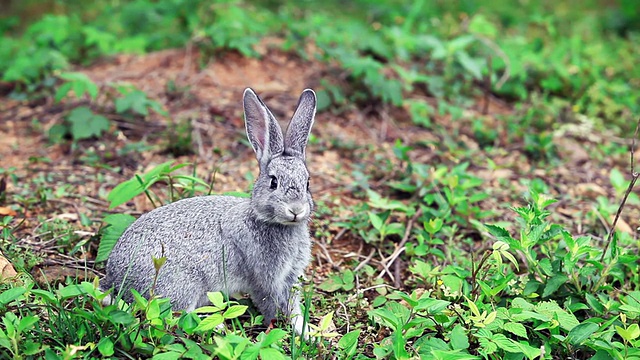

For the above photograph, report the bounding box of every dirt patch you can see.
[1,43,638,289]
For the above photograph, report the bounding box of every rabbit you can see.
[100,88,317,337]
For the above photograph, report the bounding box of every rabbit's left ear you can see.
[284,89,316,159]
[244,88,285,168]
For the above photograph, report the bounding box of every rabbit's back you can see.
[102,195,250,308]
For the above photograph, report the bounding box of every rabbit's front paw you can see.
[292,314,310,340]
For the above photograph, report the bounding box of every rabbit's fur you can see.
[100,88,316,336]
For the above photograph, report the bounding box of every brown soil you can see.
[0,42,638,295]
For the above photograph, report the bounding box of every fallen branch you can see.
[599,117,640,263]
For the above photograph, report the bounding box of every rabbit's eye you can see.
[307,178,310,190]
[269,175,278,190]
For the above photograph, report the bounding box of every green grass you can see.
[1,0,640,358]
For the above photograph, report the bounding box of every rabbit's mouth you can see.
[281,204,309,224]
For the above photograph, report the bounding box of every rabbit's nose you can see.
[288,205,306,221]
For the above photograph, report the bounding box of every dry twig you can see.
[600,117,640,262]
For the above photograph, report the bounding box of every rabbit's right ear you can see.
[284,89,316,159]
[244,88,284,167]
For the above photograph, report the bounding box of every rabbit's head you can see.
[243,88,316,225]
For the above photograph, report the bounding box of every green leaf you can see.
[567,322,599,345]
[338,330,360,354]
[96,213,136,262]
[152,352,182,360]
[54,82,72,103]
[449,324,469,350]
[0,287,26,306]
[485,224,514,242]
[262,328,287,347]
[535,301,579,331]
[617,324,640,342]
[17,316,39,332]
[31,289,56,303]
[57,284,85,299]
[393,329,410,360]
[468,14,498,38]
[368,212,384,232]
[207,292,225,309]
[193,313,224,332]
[610,168,626,192]
[223,305,247,319]
[542,274,568,298]
[48,123,69,143]
[66,106,110,140]
[456,51,483,80]
[146,299,160,320]
[106,160,175,209]
[318,274,345,292]
[490,333,521,353]
[98,337,115,357]
[108,310,136,325]
[503,322,528,339]
[259,347,286,360]
[430,349,481,359]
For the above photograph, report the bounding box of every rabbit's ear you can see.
[284,89,316,159]
[244,88,284,166]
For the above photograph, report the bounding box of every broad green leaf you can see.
[430,349,480,359]
[96,213,136,262]
[567,322,599,345]
[30,289,56,303]
[0,287,26,306]
[338,329,360,354]
[542,274,568,298]
[456,51,483,80]
[54,82,72,103]
[259,347,286,360]
[393,329,410,360]
[610,168,626,192]
[57,284,85,299]
[617,324,640,342]
[66,106,110,140]
[503,322,528,339]
[207,292,225,309]
[223,305,248,319]
[262,328,287,347]
[193,313,224,332]
[468,14,498,38]
[449,324,469,350]
[368,212,384,232]
[318,274,345,292]
[97,337,115,357]
[535,301,579,331]
[108,310,136,325]
[490,333,521,353]
[106,160,175,209]
[146,299,160,320]
[17,316,39,332]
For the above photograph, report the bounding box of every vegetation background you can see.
[0,0,639,358]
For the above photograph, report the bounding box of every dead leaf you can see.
[54,213,79,221]
[573,183,607,199]
[556,137,590,164]
[31,265,91,286]
[0,254,18,281]
[0,206,17,217]
[614,217,633,234]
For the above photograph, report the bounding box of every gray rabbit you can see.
[100,88,317,336]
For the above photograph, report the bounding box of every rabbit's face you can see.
[252,155,313,225]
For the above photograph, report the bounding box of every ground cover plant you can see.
[1,0,639,358]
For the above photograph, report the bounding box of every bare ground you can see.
[0,43,638,320]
